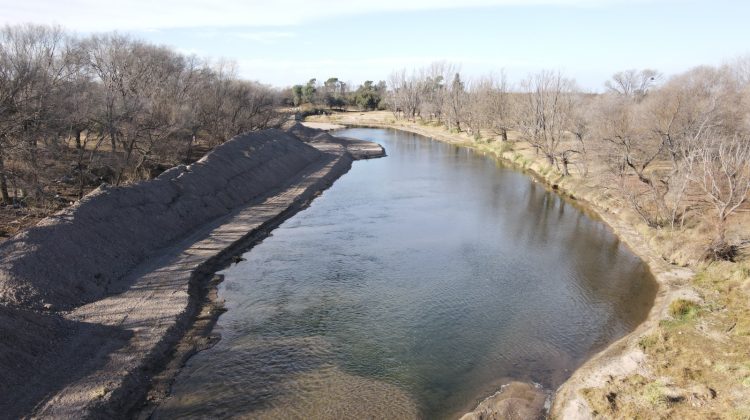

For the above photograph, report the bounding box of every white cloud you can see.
[0,0,652,31]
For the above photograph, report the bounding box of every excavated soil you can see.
[0,126,384,419]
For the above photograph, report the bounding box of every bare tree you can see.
[0,24,69,203]
[463,77,490,139]
[61,39,104,197]
[417,62,457,123]
[643,65,740,228]
[444,72,466,132]
[0,23,288,211]
[517,70,577,168]
[84,33,143,184]
[692,133,750,259]
[563,93,592,176]
[593,93,674,226]
[594,65,739,228]
[725,54,750,87]
[605,69,662,101]
[485,71,512,142]
[387,69,421,121]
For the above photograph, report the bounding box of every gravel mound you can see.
[286,122,325,140]
[0,129,322,311]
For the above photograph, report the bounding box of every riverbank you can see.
[307,111,750,419]
[0,125,385,418]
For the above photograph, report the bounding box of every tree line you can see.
[385,60,750,259]
[0,24,285,209]
[287,77,387,111]
[2,24,748,258]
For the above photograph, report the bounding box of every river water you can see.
[155,128,657,419]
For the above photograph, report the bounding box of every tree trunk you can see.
[0,154,10,205]
[27,136,43,201]
[0,175,9,205]
[185,133,195,163]
[115,136,137,186]
[561,157,570,176]
[77,147,85,199]
[707,216,734,260]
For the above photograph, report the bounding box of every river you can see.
[154,127,657,419]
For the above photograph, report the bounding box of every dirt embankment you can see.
[0,129,324,311]
[0,125,384,419]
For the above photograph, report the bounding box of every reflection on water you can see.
[156,128,657,419]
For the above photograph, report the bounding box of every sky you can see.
[1,0,748,90]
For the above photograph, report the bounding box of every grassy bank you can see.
[306,111,750,419]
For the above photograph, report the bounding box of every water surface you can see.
[157,128,657,419]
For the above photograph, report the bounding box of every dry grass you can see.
[582,262,750,419]
[668,299,701,322]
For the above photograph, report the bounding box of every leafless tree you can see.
[444,72,466,132]
[593,93,674,226]
[485,71,513,142]
[463,77,491,139]
[0,24,287,209]
[379,60,749,254]
[417,62,457,123]
[462,73,511,141]
[387,69,422,121]
[517,70,577,169]
[644,65,744,228]
[593,65,740,228]
[605,69,662,101]
[0,24,70,203]
[725,54,750,87]
[563,93,592,176]
[692,133,750,259]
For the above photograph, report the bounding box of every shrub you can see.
[669,299,700,321]
[499,142,514,154]
[638,334,659,351]
[643,381,668,406]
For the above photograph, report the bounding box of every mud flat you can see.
[0,125,383,418]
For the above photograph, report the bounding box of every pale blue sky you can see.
[2,0,748,90]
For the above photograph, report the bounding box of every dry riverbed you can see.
[307,111,750,419]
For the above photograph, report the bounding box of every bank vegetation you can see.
[0,24,289,235]
[383,60,750,262]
